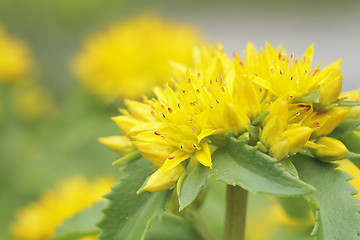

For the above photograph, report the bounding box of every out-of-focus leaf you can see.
[98,158,171,240]
[329,119,360,139]
[52,201,106,240]
[145,214,204,240]
[292,154,360,240]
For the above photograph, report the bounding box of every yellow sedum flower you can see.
[73,14,201,101]
[104,43,353,192]
[0,25,31,82]
[10,176,115,240]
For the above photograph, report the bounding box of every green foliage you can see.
[146,215,204,240]
[341,132,360,154]
[178,163,209,211]
[329,119,360,139]
[98,158,171,240]
[292,154,360,240]
[52,201,106,240]
[277,197,312,221]
[210,135,315,196]
[292,91,320,104]
[337,101,360,107]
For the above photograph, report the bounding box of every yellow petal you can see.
[111,115,141,136]
[160,150,192,173]
[194,141,212,167]
[312,108,348,138]
[133,141,172,166]
[142,164,186,192]
[124,99,155,121]
[98,136,135,155]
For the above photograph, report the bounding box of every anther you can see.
[280,70,283,75]
[290,76,293,80]
[151,111,155,115]
[168,107,173,113]
[162,113,166,118]
[168,155,175,160]
[216,99,220,104]
[180,145,184,149]
[161,136,165,140]
[221,87,225,92]
[178,103,181,108]
[154,131,160,135]
[193,144,197,148]
[182,88,186,93]
[196,89,200,93]
[197,72,201,78]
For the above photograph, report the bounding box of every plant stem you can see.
[223,185,248,240]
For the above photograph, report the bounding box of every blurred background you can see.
[0,0,359,239]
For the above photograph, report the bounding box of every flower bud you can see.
[98,136,135,155]
[311,137,349,161]
[260,116,282,148]
[141,164,186,192]
[269,140,289,160]
[319,75,342,109]
[282,126,312,154]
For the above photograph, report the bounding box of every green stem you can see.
[223,185,248,240]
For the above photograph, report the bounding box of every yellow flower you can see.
[104,43,353,191]
[0,24,32,82]
[10,176,115,240]
[72,14,201,101]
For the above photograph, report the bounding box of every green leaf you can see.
[245,125,260,140]
[98,158,171,240]
[277,197,312,222]
[209,135,315,196]
[281,159,298,177]
[338,100,360,107]
[251,110,271,125]
[292,91,320,104]
[179,164,209,211]
[291,154,360,240]
[52,201,106,240]
[329,119,360,139]
[145,215,204,240]
[340,132,360,154]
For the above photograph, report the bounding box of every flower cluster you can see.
[73,14,201,101]
[9,176,114,240]
[103,43,355,192]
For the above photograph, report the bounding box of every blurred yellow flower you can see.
[104,43,353,192]
[11,79,57,121]
[0,25,32,82]
[73,14,201,101]
[337,160,360,200]
[10,176,115,240]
